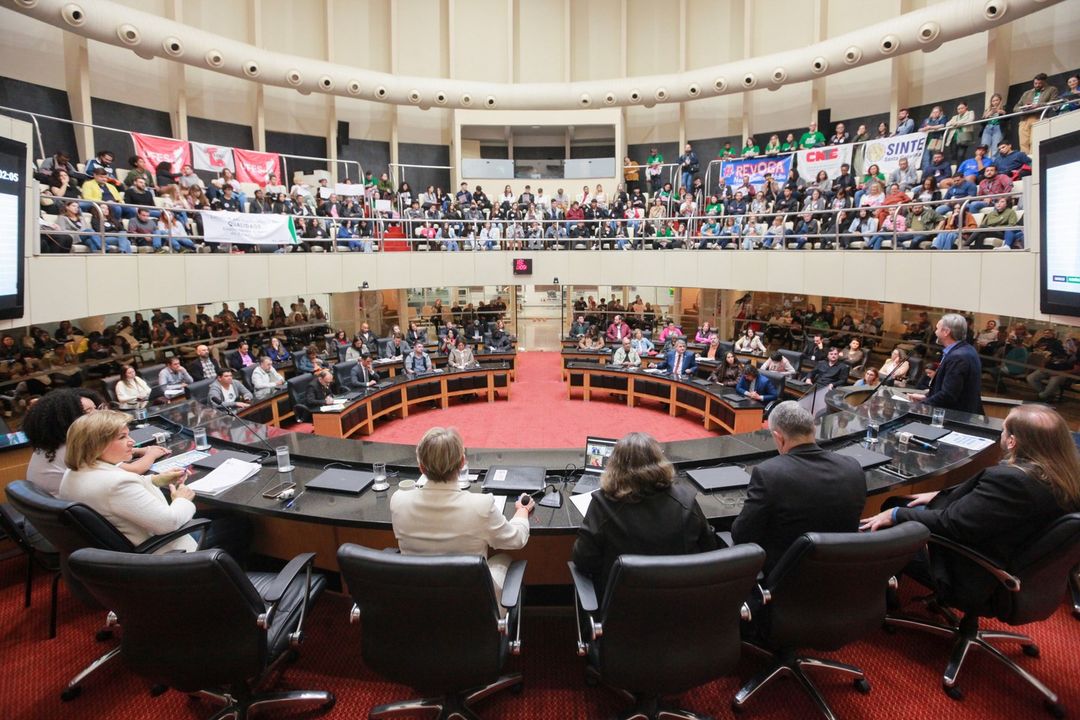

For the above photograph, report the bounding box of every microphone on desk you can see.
[897,431,937,451]
[209,396,282,461]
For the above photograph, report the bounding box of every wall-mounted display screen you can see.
[513,258,533,275]
[0,136,26,320]
[1040,128,1080,318]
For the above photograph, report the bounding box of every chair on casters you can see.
[336,543,527,720]
[885,513,1080,717]
[67,547,334,719]
[4,480,210,699]
[734,523,930,720]
[569,545,766,720]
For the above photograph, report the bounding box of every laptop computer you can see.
[721,392,749,404]
[835,444,893,470]
[894,422,951,442]
[686,465,752,492]
[129,426,168,447]
[480,465,547,495]
[306,468,375,495]
[573,436,617,495]
[192,449,263,470]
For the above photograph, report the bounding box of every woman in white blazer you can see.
[58,410,196,553]
[390,426,533,604]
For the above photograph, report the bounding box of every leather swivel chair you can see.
[569,545,766,720]
[734,523,930,720]
[337,543,527,720]
[138,363,166,386]
[779,348,803,373]
[0,501,59,612]
[101,374,121,404]
[4,479,210,699]
[241,363,258,389]
[286,373,316,423]
[187,378,213,404]
[67,547,334,720]
[885,513,1080,717]
[333,360,358,389]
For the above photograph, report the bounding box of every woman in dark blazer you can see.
[572,432,718,598]
[861,404,1080,602]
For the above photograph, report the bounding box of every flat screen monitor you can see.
[583,436,617,475]
[0,136,26,320]
[1039,128,1080,317]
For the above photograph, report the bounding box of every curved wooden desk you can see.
[564,363,764,435]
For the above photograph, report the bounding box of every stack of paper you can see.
[320,403,346,412]
[187,458,261,496]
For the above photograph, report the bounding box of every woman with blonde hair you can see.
[58,410,196,553]
[879,347,910,386]
[861,404,1080,598]
[572,432,718,597]
[114,363,151,405]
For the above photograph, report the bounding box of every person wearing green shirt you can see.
[742,137,760,156]
[799,122,826,149]
[779,133,798,153]
[719,142,736,159]
[646,148,664,194]
[364,171,376,187]
[705,197,724,216]
[764,134,782,155]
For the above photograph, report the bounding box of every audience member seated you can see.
[630,328,654,356]
[265,336,292,364]
[855,367,881,387]
[977,197,1023,249]
[305,367,342,406]
[656,338,696,377]
[734,327,767,356]
[448,338,477,370]
[708,352,743,387]
[186,344,221,382]
[571,432,717,598]
[391,426,533,604]
[113,364,150,405]
[229,341,257,371]
[611,337,641,368]
[759,350,796,377]
[803,346,850,389]
[404,342,434,375]
[731,401,866,572]
[735,365,778,405]
[860,404,1080,600]
[605,314,631,343]
[879,347,911,386]
[251,355,285,391]
[207,368,253,409]
[158,356,193,391]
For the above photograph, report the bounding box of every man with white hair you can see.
[730,401,866,572]
[909,313,983,414]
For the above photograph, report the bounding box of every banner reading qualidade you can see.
[202,211,298,246]
[130,133,190,174]
[858,133,927,176]
[719,156,792,190]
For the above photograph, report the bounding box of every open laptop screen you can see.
[584,436,617,475]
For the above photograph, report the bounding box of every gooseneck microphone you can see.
[209,396,281,460]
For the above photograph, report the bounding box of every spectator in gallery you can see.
[944,101,975,164]
[1014,72,1059,154]
[980,93,1007,153]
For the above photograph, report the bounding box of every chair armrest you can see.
[134,518,212,554]
[928,534,1021,592]
[260,552,317,606]
[568,562,598,613]
[500,560,527,610]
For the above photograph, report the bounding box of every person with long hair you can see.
[860,404,1080,599]
[571,432,718,597]
[23,389,168,495]
[114,363,151,405]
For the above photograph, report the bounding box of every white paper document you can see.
[937,431,995,451]
[187,458,261,496]
[569,490,596,518]
[491,495,507,514]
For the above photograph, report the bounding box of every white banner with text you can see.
[202,211,298,245]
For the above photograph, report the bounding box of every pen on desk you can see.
[284,491,304,509]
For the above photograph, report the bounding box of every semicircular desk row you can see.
[122,371,1003,585]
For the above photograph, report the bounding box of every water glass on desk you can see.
[931,407,946,427]
[193,426,210,450]
[865,421,880,444]
[372,462,389,492]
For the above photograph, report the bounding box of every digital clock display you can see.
[512,258,533,275]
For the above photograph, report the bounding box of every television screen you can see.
[0,136,26,320]
[1039,129,1080,317]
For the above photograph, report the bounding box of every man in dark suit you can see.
[187,344,221,382]
[354,322,379,357]
[909,313,983,415]
[348,354,381,389]
[304,368,342,407]
[656,338,697,377]
[731,401,866,572]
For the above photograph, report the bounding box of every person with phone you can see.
[390,426,534,606]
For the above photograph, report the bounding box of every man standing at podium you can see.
[909,313,983,415]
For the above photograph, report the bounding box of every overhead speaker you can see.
[286,69,303,86]
[61,3,85,26]
[347,80,362,95]
[319,76,335,91]
[116,24,140,46]
[205,49,225,68]
[243,61,260,77]
[163,36,183,56]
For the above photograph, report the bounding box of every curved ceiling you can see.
[1,0,1061,111]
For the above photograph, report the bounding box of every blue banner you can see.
[719,155,792,190]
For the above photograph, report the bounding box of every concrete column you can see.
[890,0,913,128]
[741,0,754,142]
[324,0,337,182]
[985,24,1013,101]
[62,34,93,161]
[677,0,687,148]
[248,0,266,151]
[165,0,188,141]
[809,0,828,121]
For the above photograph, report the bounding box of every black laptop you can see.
[192,449,263,470]
[572,436,617,495]
[129,426,167,447]
[306,468,375,495]
[894,422,951,442]
[835,444,893,470]
[480,465,547,495]
[686,466,752,492]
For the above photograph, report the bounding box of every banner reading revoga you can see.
[202,211,298,246]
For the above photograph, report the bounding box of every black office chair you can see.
[286,373,316,423]
[101,374,121,404]
[0,501,59,611]
[885,513,1080,716]
[4,480,209,699]
[779,348,803,373]
[735,523,930,720]
[138,363,165,386]
[337,543,526,720]
[333,360,358,389]
[570,546,766,720]
[221,349,240,371]
[376,337,393,358]
[67,547,334,719]
[758,369,786,414]
[187,378,213,404]
[241,362,258,389]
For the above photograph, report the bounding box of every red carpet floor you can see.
[1,555,1078,720]
[365,351,718,448]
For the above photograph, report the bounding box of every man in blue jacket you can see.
[910,313,983,415]
[657,338,697,378]
[736,365,778,405]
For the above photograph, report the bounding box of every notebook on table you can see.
[686,466,752,492]
[191,449,263,470]
[573,436,617,495]
[480,465,547,495]
[835,444,893,470]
